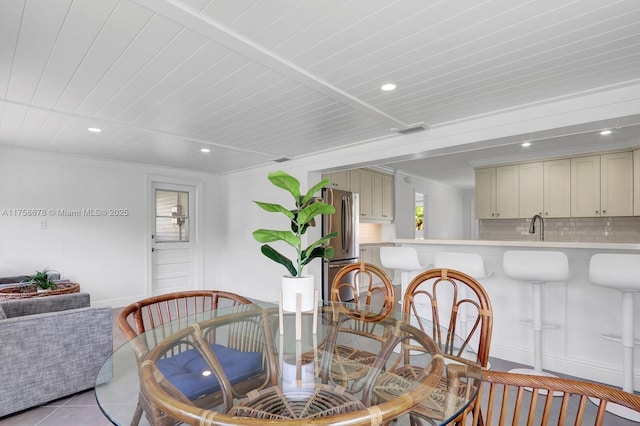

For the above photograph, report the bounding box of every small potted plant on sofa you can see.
[253,171,337,311]
[20,268,58,293]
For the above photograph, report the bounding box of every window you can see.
[415,192,424,239]
[155,190,189,242]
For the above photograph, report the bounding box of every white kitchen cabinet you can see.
[475,165,519,219]
[371,172,394,221]
[322,170,350,190]
[571,153,633,217]
[518,162,543,218]
[571,155,601,217]
[543,159,571,217]
[496,165,519,218]
[635,149,640,216]
[351,169,394,222]
[600,151,633,216]
[475,167,496,219]
[350,169,374,219]
[381,173,394,221]
[517,160,571,219]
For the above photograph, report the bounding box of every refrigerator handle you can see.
[326,189,334,237]
[342,195,351,255]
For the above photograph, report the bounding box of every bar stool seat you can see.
[503,250,569,380]
[588,253,640,421]
[434,252,489,280]
[379,246,429,297]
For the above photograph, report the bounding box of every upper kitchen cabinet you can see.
[322,170,350,191]
[350,168,374,219]
[543,159,571,217]
[571,155,601,217]
[600,152,633,216]
[351,169,394,222]
[475,165,519,219]
[475,167,496,219]
[635,149,640,215]
[372,172,394,221]
[518,162,543,218]
[571,152,633,217]
[496,165,519,218]
[518,159,571,219]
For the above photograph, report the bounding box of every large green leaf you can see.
[303,231,338,258]
[260,245,297,276]
[297,203,335,226]
[301,246,335,267]
[253,201,295,220]
[302,178,330,204]
[252,229,300,247]
[267,171,300,200]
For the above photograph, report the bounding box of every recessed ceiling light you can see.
[521,142,531,147]
[600,129,612,136]
[87,127,101,133]
[200,148,211,153]
[381,83,396,91]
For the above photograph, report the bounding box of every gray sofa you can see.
[0,293,112,417]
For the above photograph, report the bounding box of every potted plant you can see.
[253,171,337,311]
[20,268,58,293]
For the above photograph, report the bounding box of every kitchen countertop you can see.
[359,241,394,246]
[392,238,640,251]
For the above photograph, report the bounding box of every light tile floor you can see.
[1,307,639,426]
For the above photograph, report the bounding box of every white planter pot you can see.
[281,275,315,312]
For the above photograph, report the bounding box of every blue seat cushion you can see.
[157,343,263,400]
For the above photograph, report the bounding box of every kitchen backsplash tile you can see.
[479,217,640,243]
[359,223,382,243]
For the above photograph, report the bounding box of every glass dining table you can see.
[95,300,482,425]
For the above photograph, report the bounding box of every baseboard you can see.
[490,343,640,390]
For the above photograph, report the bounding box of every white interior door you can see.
[151,182,196,295]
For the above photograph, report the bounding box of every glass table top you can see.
[96,301,481,425]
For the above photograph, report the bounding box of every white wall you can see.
[393,171,467,240]
[0,147,221,307]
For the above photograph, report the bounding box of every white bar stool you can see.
[434,252,488,280]
[503,250,569,378]
[379,246,430,297]
[588,253,640,421]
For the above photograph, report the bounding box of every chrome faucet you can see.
[529,214,544,241]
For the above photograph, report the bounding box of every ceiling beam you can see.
[133,0,418,131]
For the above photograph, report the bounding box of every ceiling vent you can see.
[393,122,428,134]
[272,156,291,163]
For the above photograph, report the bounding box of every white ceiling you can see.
[1,0,640,184]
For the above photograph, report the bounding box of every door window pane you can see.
[155,190,189,242]
[415,192,424,239]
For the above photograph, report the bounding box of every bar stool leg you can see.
[532,281,543,374]
[589,291,640,421]
[509,281,563,396]
[622,291,634,393]
[510,281,556,377]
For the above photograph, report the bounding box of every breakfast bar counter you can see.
[390,239,640,390]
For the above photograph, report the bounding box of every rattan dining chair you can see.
[393,268,493,425]
[299,262,395,392]
[453,369,640,425]
[118,290,264,426]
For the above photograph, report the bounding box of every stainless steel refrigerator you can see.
[321,188,359,301]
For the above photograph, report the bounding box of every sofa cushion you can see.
[0,304,5,320]
[0,292,90,318]
[157,343,263,400]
